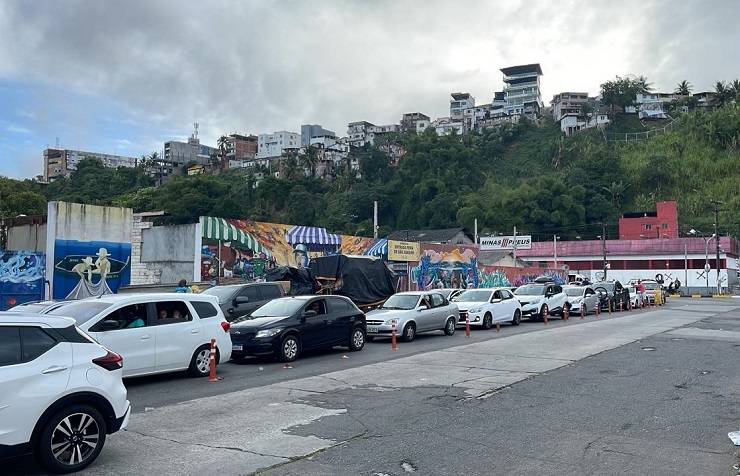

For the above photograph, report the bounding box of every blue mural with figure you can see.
[53,239,131,299]
[0,250,46,310]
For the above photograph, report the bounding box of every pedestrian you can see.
[636,280,646,307]
[673,278,681,295]
[175,279,192,293]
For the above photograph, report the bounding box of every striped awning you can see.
[286,225,341,245]
[364,238,388,257]
[200,217,271,256]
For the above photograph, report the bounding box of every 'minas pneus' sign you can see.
[387,240,421,261]
[480,235,532,251]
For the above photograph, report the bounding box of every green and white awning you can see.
[200,216,271,257]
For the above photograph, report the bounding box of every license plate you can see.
[232,344,243,351]
[367,326,379,333]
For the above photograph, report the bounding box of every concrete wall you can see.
[131,220,198,285]
[7,223,46,252]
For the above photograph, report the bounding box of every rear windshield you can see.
[644,282,660,290]
[201,286,239,304]
[515,285,546,296]
[47,301,112,325]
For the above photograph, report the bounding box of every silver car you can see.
[563,286,599,315]
[365,292,459,342]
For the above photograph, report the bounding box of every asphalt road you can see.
[125,304,651,411]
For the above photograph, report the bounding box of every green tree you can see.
[675,80,692,96]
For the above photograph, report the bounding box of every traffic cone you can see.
[496,323,501,332]
[563,305,569,321]
[208,339,220,382]
[465,315,471,338]
[580,304,585,319]
[391,320,397,351]
[543,307,549,325]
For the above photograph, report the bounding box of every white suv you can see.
[514,283,569,320]
[0,312,130,473]
[45,293,232,378]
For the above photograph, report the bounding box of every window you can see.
[501,290,513,300]
[155,301,192,324]
[330,298,356,313]
[191,301,219,318]
[661,223,668,229]
[431,293,445,308]
[0,327,21,367]
[261,285,283,299]
[90,304,149,332]
[492,290,503,300]
[305,300,327,316]
[644,224,652,230]
[239,286,262,301]
[20,327,58,361]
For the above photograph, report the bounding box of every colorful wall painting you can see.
[0,250,46,310]
[200,218,376,282]
[53,240,131,299]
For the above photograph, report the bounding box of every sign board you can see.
[387,240,420,261]
[479,235,532,251]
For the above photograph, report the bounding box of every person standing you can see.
[175,279,192,293]
[636,280,646,307]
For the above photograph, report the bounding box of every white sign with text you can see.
[480,235,532,250]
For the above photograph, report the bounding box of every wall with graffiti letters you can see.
[410,244,565,290]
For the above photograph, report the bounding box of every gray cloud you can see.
[1,0,738,152]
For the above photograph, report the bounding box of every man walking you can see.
[636,280,646,307]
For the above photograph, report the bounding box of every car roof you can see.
[79,293,219,303]
[0,311,76,327]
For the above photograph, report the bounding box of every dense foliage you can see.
[2,105,739,241]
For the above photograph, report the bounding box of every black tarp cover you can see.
[310,255,398,306]
[264,266,317,296]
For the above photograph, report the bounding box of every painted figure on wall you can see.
[0,250,46,310]
[53,240,130,300]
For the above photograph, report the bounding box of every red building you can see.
[618,201,678,240]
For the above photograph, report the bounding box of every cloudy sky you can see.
[1,0,738,178]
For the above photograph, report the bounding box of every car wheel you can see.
[38,404,107,474]
[443,317,456,335]
[349,327,365,351]
[402,322,416,342]
[280,335,300,362]
[539,304,549,320]
[482,313,493,329]
[188,345,213,377]
[512,309,521,326]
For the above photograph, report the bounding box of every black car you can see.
[201,282,285,322]
[229,295,367,362]
[593,281,631,312]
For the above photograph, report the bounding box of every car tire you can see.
[443,317,456,335]
[539,304,549,320]
[279,334,300,362]
[512,309,521,326]
[482,313,493,329]
[37,404,107,474]
[188,345,213,377]
[349,326,365,351]
[402,322,416,342]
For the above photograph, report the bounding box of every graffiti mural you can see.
[0,250,46,310]
[53,240,131,299]
[410,244,566,290]
[200,217,375,282]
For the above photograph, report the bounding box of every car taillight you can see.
[221,321,231,332]
[93,350,123,371]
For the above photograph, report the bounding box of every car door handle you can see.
[42,366,68,374]
[141,335,152,340]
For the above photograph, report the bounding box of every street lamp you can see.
[688,229,716,292]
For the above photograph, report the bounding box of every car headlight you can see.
[469,308,482,313]
[255,328,283,338]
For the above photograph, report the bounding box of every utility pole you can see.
[553,234,559,270]
[513,226,517,268]
[711,199,723,294]
[474,218,478,245]
[601,222,608,281]
[373,201,378,239]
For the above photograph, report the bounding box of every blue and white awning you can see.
[365,238,388,257]
[285,225,341,246]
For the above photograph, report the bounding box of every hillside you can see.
[1,106,738,242]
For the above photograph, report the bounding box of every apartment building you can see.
[301,124,336,146]
[450,93,475,121]
[550,92,590,120]
[164,138,216,169]
[347,121,399,147]
[43,148,139,181]
[257,131,300,159]
[501,63,543,118]
[400,112,431,133]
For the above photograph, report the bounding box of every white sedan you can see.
[563,286,599,315]
[452,288,522,328]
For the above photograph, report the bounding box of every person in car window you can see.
[127,317,145,328]
[172,309,183,320]
[308,301,323,314]
[158,309,169,319]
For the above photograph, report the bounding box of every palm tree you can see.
[731,79,740,101]
[601,181,629,209]
[216,135,230,173]
[636,75,653,93]
[300,145,319,178]
[713,81,731,107]
[675,80,692,96]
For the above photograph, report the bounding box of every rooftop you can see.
[500,63,543,76]
[451,92,473,101]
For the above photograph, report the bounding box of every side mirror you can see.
[101,320,119,331]
[234,296,249,306]
[302,310,318,319]
[491,298,502,303]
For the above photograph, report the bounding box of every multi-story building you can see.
[347,121,399,147]
[257,131,300,159]
[400,113,431,133]
[501,63,543,118]
[163,138,217,170]
[432,117,464,136]
[693,91,715,108]
[618,201,678,240]
[43,148,139,181]
[450,93,475,121]
[226,134,258,162]
[550,92,590,120]
[301,124,336,146]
